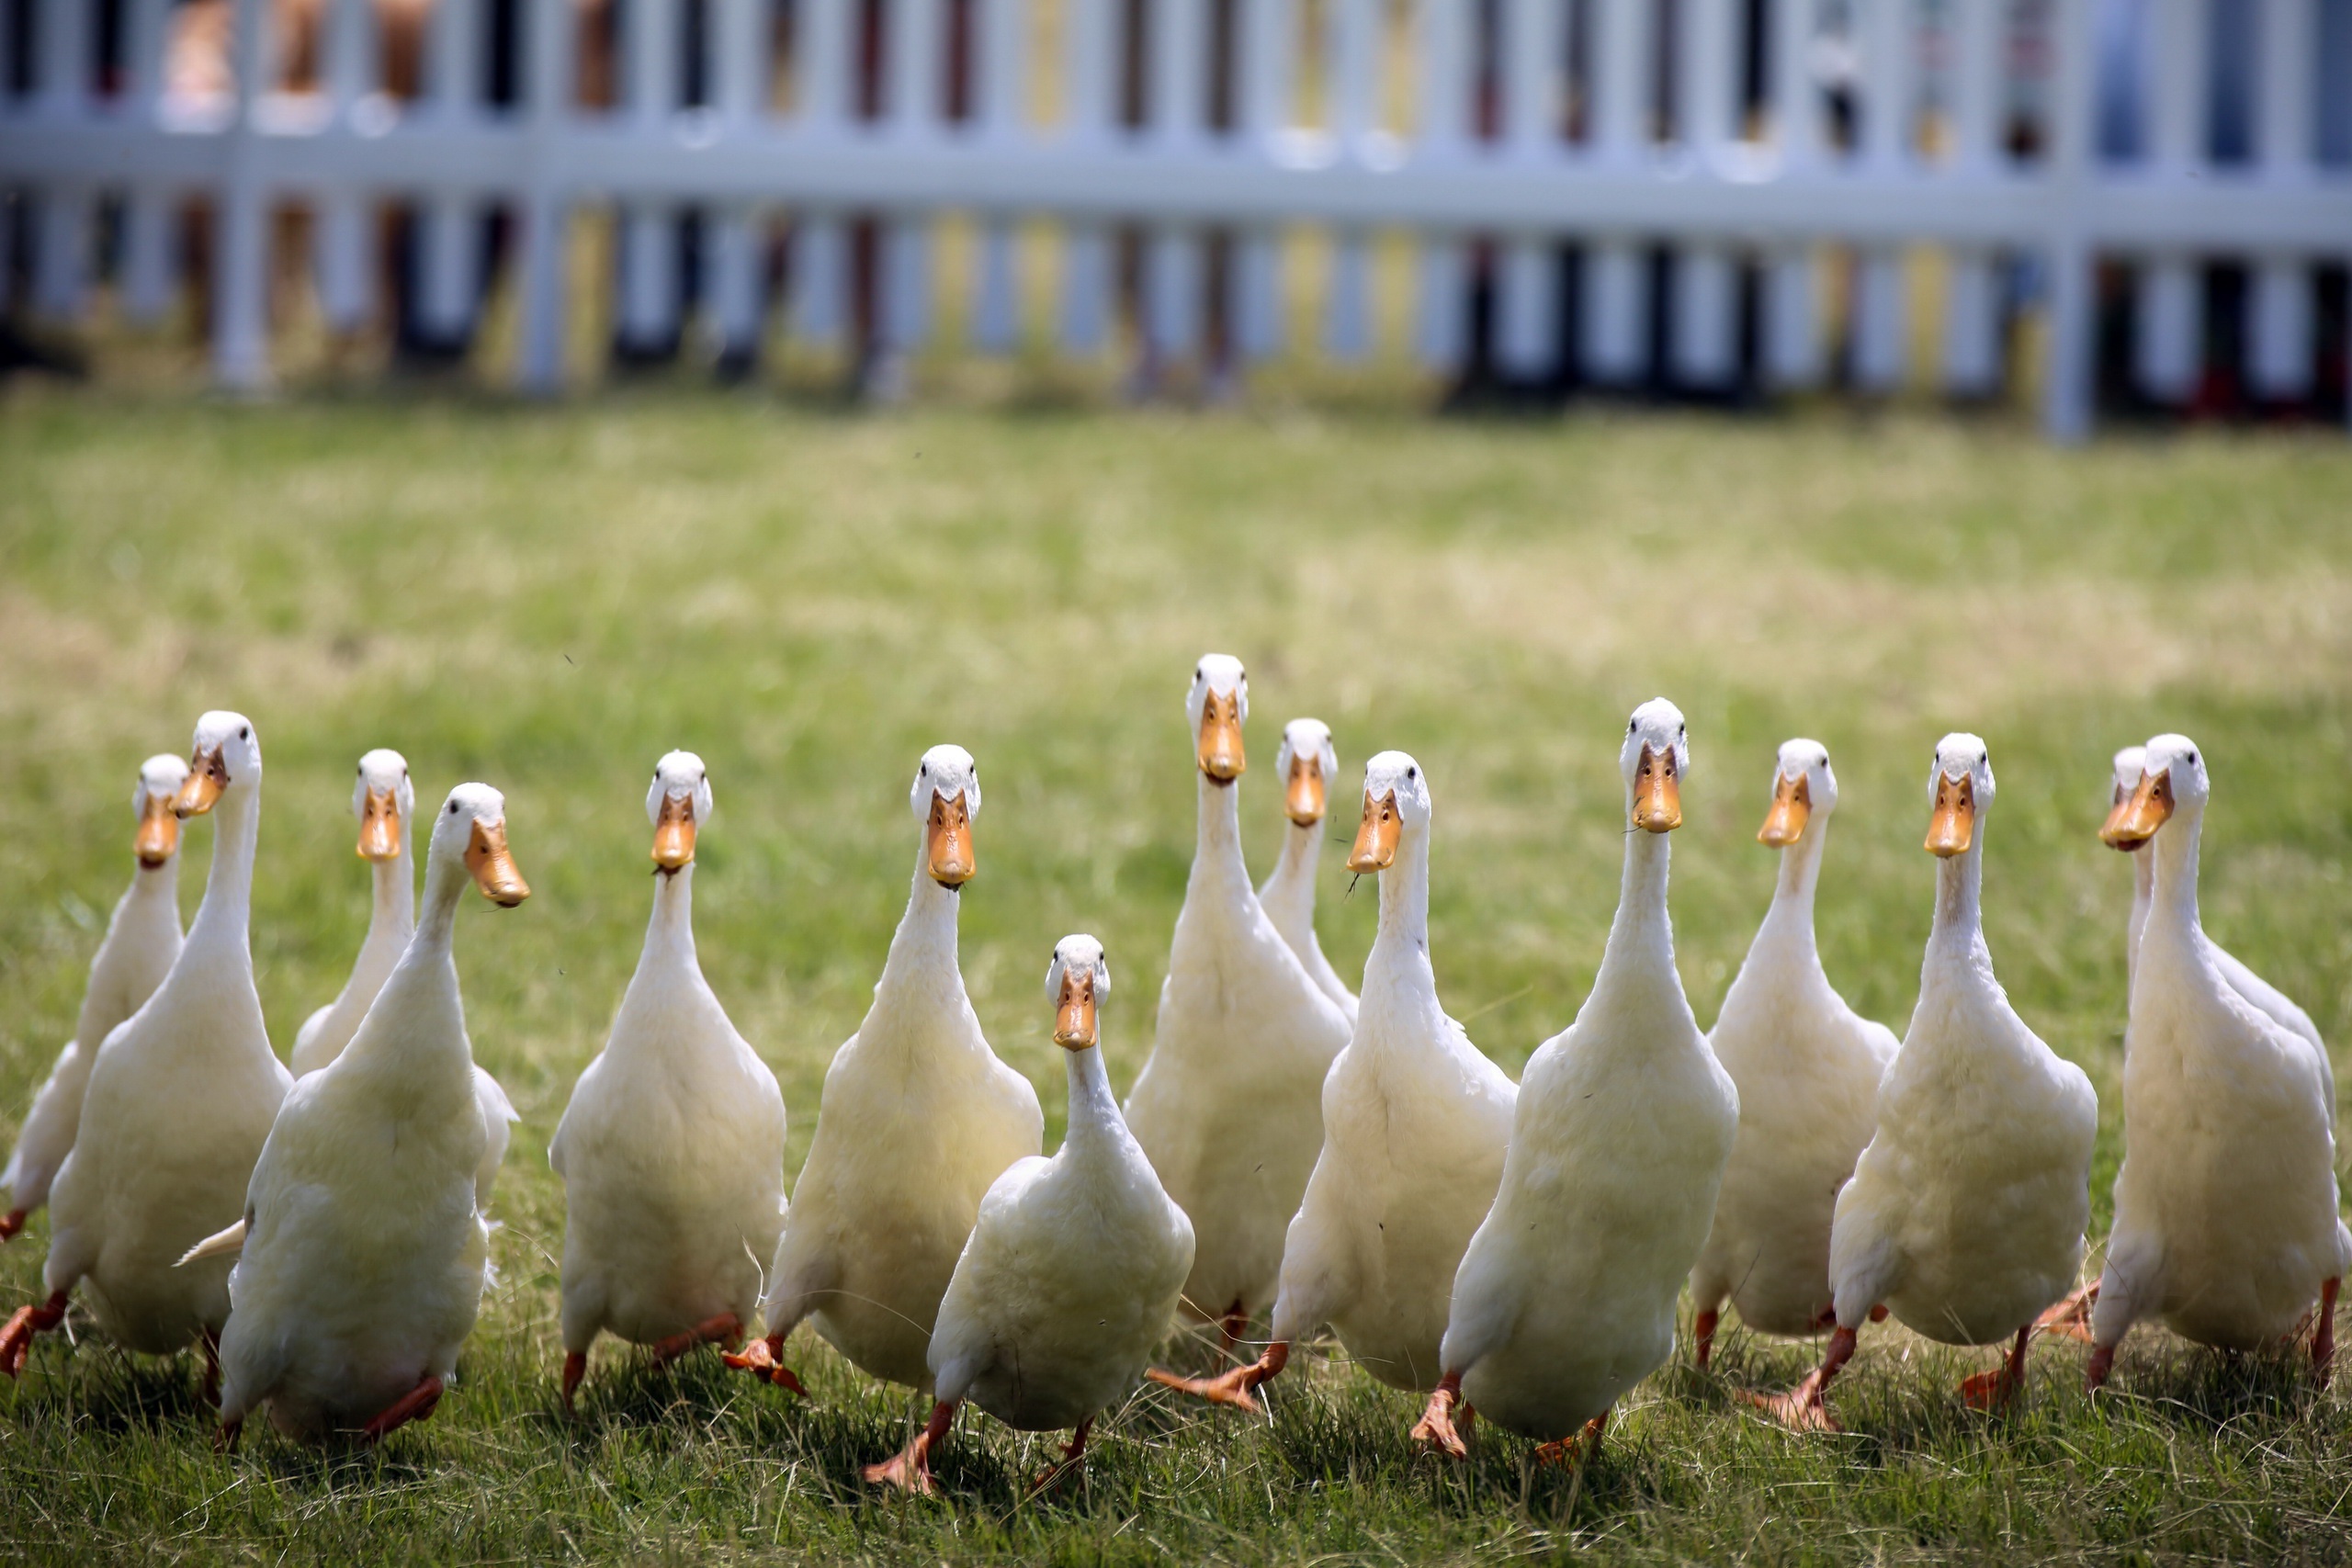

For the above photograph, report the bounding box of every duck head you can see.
[1275,718,1337,827]
[1621,699,1689,834]
[911,744,980,889]
[1347,750,1429,873]
[2100,734,2206,852]
[1187,655,1250,785]
[175,711,261,819]
[133,753,192,867]
[353,749,415,863]
[647,750,714,875]
[432,783,531,907]
[2098,745,2147,852]
[1758,739,1836,848]
[1925,733,1995,857]
[1046,934,1112,1051]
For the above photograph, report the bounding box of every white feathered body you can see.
[929,1047,1193,1430]
[6,860,183,1217]
[1125,780,1352,1320]
[763,874,1042,1389]
[551,871,787,1350]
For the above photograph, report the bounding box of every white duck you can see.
[727,746,1042,1394]
[1257,718,1356,1024]
[866,936,1193,1495]
[1,714,292,1382]
[1124,657,1353,1343]
[1154,750,1516,1411]
[3,753,190,1241]
[1690,740,1897,1368]
[2084,734,2346,1389]
[209,782,529,1445]
[1751,735,2098,1431]
[550,751,788,1412]
[1415,700,1737,1461]
[289,749,519,1205]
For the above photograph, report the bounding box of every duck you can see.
[866,936,1193,1495]
[1689,740,1897,1368]
[208,781,529,1445]
[2083,734,2346,1389]
[1749,734,2098,1431]
[288,749,520,1205]
[1124,657,1353,1346]
[1414,699,1738,1462]
[549,751,788,1412]
[1,713,293,1384]
[1152,750,1515,1411]
[3,752,191,1241]
[1257,718,1356,1024]
[727,746,1042,1395]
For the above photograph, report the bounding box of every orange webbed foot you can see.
[1533,1413,1608,1468]
[648,1312,743,1369]
[1146,1341,1287,1414]
[721,1335,808,1395]
[1960,1325,2031,1412]
[865,1400,954,1496]
[0,1291,71,1378]
[1738,1369,1843,1433]
[1410,1372,1468,1459]
[2035,1281,2099,1344]
[1027,1419,1091,1494]
[361,1374,446,1443]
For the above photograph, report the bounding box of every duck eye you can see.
[240,726,250,739]
[448,801,459,814]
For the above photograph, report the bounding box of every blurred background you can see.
[2,0,2348,435]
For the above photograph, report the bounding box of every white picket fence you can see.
[3,0,2347,436]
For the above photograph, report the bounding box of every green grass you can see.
[2,388,2350,1564]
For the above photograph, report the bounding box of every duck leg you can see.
[2034,1279,2100,1344]
[1148,1338,1288,1414]
[1216,1299,1250,1361]
[1692,1309,1720,1370]
[1739,1321,1859,1432]
[1029,1416,1092,1492]
[1959,1325,2031,1411]
[720,1333,810,1396]
[199,1325,222,1408]
[2313,1277,2338,1387]
[1533,1410,1608,1468]
[215,1416,243,1454]
[560,1351,588,1414]
[649,1312,743,1369]
[865,1399,956,1496]
[360,1373,446,1443]
[0,1209,26,1242]
[0,1290,70,1378]
[1410,1370,1470,1459]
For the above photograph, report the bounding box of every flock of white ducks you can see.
[0,666,2339,1481]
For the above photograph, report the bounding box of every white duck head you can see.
[1757,739,1837,848]
[133,753,192,868]
[911,744,980,889]
[648,750,714,875]
[1187,655,1250,786]
[1275,719,1337,827]
[1346,750,1430,875]
[174,710,263,821]
[2100,734,2208,852]
[1924,733,1995,859]
[427,783,531,909]
[2099,746,2149,850]
[1047,934,1113,1052]
[1621,698,1690,834]
[353,749,415,863]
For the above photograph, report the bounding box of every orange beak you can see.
[135,792,180,867]
[1053,969,1099,1050]
[1758,773,1811,848]
[2099,769,2173,852]
[1347,790,1400,873]
[1926,771,1976,858]
[927,791,975,887]
[1633,745,1681,833]
[466,817,530,906]
[175,746,229,818]
[356,787,401,862]
[1197,691,1245,784]
[1284,753,1326,826]
[651,791,696,872]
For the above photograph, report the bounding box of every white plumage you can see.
[214,781,528,1442]
[3,753,189,1240]
[550,751,788,1409]
[1258,717,1357,1025]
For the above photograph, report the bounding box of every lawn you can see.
[1,389,2349,1565]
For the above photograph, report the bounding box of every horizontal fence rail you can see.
[2,0,2348,436]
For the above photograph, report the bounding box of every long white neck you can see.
[1588,818,1682,1015]
[183,782,261,964]
[2145,803,2204,941]
[1190,773,1253,906]
[1364,821,1433,997]
[1926,833,1989,970]
[350,846,475,1097]
[369,834,418,947]
[1058,1041,1137,1168]
[1752,818,1828,968]
[638,863,698,974]
[2125,844,2154,986]
[872,840,966,1012]
[121,854,181,920]
[1259,818,1323,931]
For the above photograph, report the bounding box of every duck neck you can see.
[1366,824,1432,982]
[1058,1043,1127,1161]
[349,849,471,1089]
[2146,806,2203,938]
[638,863,698,974]
[1591,821,1679,1007]
[1259,818,1323,931]
[876,842,964,1001]
[1190,772,1252,904]
[124,852,181,916]
[183,781,260,964]
[1756,821,1827,964]
[1928,837,1987,964]
[2126,844,2153,983]
[368,836,417,947]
